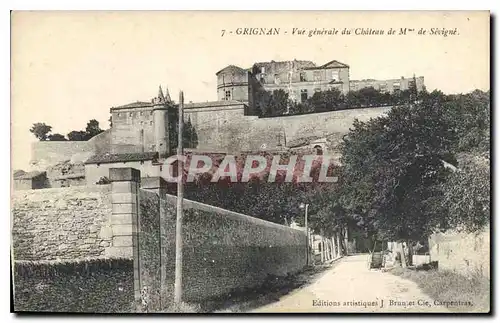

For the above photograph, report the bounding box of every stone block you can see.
[105,246,133,259]
[112,224,135,236]
[113,236,133,247]
[141,177,167,190]
[109,168,141,183]
[83,238,96,244]
[99,225,114,239]
[110,214,134,225]
[112,193,138,204]
[99,240,110,247]
[112,203,137,215]
[111,181,139,194]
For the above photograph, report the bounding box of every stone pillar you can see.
[107,167,141,301]
[140,176,169,309]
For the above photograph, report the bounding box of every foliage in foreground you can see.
[336,89,490,246]
[389,267,490,313]
[13,259,134,313]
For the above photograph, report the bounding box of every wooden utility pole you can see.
[174,91,184,304]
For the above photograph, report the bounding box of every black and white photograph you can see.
[9,10,491,314]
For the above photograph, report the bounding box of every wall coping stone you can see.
[140,176,167,190]
[163,193,305,233]
[109,168,141,183]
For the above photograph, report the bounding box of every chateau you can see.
[22,59,424,188]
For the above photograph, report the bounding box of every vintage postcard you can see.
[10,11,490,314]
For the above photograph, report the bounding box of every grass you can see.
[389,267,490,313]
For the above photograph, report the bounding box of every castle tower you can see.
[152,85,170,158]
[216,65,250,102]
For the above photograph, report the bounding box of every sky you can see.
[11,11,490,170]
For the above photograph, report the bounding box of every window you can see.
[140,112,143,116]
[332,70,339,82]
[225,90,231,100]
[150,121,153,125]
[260,74,266,84]
[393,82,401,92]
[313,71,321,81]
[300,72,307,82]
[150,111,153,116]
[301,89,308,103]
[274,74,280,85]
[129,112,133,117]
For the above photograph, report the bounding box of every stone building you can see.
[109,86,172,156]
[217,59,351,108]
[216,58,424,110]
[13,171,48,190]
[27,58,421,184]
[349,76,425,93]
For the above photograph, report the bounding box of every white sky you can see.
[10,11,490,170]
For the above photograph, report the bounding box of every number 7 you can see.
[221,30,226,37]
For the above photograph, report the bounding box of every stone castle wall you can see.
[111,107,156,154]
[30,129,111,168]
[11,185,113,261]
[189,106,391,153]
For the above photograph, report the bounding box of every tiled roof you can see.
[184,100,247,109]
[85,152,159,165]
[216,65,247,75]
[112,101,153,110]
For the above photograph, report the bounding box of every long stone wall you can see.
[428,226,490,278]
[109,170,307,309]
[30,129,111,168]
[160,194,307,302]
[11,185,113,261]
[11,168,309,310]
[190,106,391,152]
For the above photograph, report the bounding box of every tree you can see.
[29,123,52,141]
[268,89,289,116]
[48,133,67,141]
[67,130,88,141]
[337,88,490,265]
[183,118,199,149]
[255,89,290,117]
[85,119,104,139]
[440,154,490,233]
[168,108,200,152]
[308,88,344,112]
[339,101,457,250]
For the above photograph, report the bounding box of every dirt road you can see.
[251,255,449,313]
